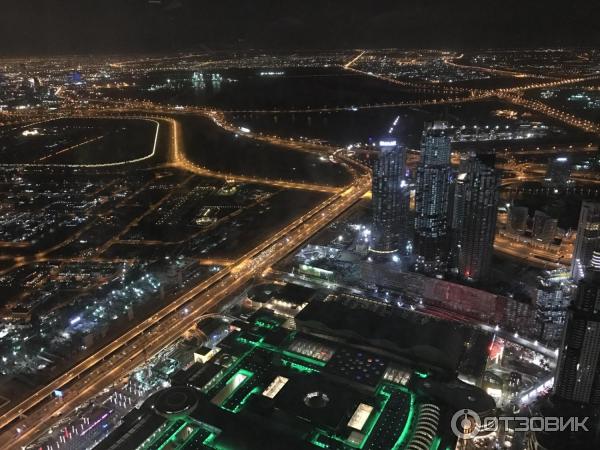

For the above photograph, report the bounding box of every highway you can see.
[0,110,371,449]
[167,114,341,193]
[1,57,597,448]
[219,95,486,114]
[495,143,597,158]
[6,74,599,138]
[493,233,571,270]
[498,92,600,135]
[442,55,555,79]
[0,110,341,194]
[340,51,600,137]
[343,50,366,69]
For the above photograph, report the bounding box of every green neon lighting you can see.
[237,330,328,375]
[307,385,395,450]
[282,350,327,367]
[391,390,416,450]
[193,421,223,449]
[203,340,258,394]
[203,432,217,446]
[311,429,345,448]
[355,386,391,449]
[202,325,427,450]
[254,319,276,329]
[429,436,442,450]
[237,335,264,346]
[310,434,329,449]
[215,369,254,409]
[174,426,200,450]
[148,420,184,450]
[281,358,318,373]
[231,387,261,413]
[166,422,188,444]
[232,369,253,380]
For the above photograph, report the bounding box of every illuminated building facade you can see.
[415,122,452,273]
[555,252,600,405]
[370,138,410,256]
[453,151,499,283]
[571,201,600,281]
[535,270,573,345]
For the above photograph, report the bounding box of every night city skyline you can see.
[0,3,599,450]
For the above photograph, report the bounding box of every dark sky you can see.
[0,0,598,55]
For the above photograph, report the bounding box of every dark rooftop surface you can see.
[295,294,483,373]
[96,306,494,450]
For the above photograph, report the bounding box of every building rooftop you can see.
[96,306,494,450]
[295,294,479,374]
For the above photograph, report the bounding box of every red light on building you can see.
[488,340,504,363]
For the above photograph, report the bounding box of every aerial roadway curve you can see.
[0,117,371,450]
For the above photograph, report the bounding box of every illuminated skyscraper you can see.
[453,151,499,283]
[571,202,600,281]
[415,121,452,273]
[370,138,409,256]
[555,252,600,405]
[535,270,573,345]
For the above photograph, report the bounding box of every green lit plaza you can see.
[96,299,494,450]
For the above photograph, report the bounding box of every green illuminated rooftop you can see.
[97,308,493,450]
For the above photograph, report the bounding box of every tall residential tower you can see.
[572,202,600,281]
[370,136,410,257]
[452,151,499,283]
[415,121,452,273]
[555,252,600,405]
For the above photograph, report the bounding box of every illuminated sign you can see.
[379,140,397,147]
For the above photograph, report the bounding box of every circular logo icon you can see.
[451,409,481,440]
